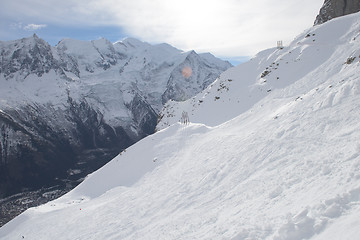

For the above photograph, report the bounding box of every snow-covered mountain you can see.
[157,9,360,129]
[0,35,231,213]
[1,8,360,240]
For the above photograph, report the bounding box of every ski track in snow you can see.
[1,10,360,240]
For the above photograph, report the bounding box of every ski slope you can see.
[157,10,360,129]
[1,11,360,240]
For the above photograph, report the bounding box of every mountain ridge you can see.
[157,10,360,129]
[0,34,231,225]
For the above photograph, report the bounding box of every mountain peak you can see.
[16,34,47,47]
[314,0,360,25]
[120,37,150,48]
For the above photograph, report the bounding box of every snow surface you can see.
[1,12,360,240]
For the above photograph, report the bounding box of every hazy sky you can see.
[0,0,324,64]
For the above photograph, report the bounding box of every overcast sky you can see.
[0,0,324,64]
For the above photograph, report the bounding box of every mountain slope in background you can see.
[1,9,360,240]
[0,35,231,225]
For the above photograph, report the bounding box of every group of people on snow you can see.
[181,111,189,125]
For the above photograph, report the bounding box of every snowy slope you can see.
[1,12,360,240]
[157,11,360,129]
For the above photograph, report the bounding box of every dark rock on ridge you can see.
[315,0,360,25]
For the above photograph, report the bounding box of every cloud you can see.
[9,22,47,31]
[0,0,324,58]
[23,24,47,31]
[102,0,324,56]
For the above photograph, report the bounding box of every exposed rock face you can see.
[315,0,360,25]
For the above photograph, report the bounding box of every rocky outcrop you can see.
[314,0,360,25]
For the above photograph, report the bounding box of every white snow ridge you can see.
[1,11,360,240]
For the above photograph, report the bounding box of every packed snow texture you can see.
[1,11,360,240]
